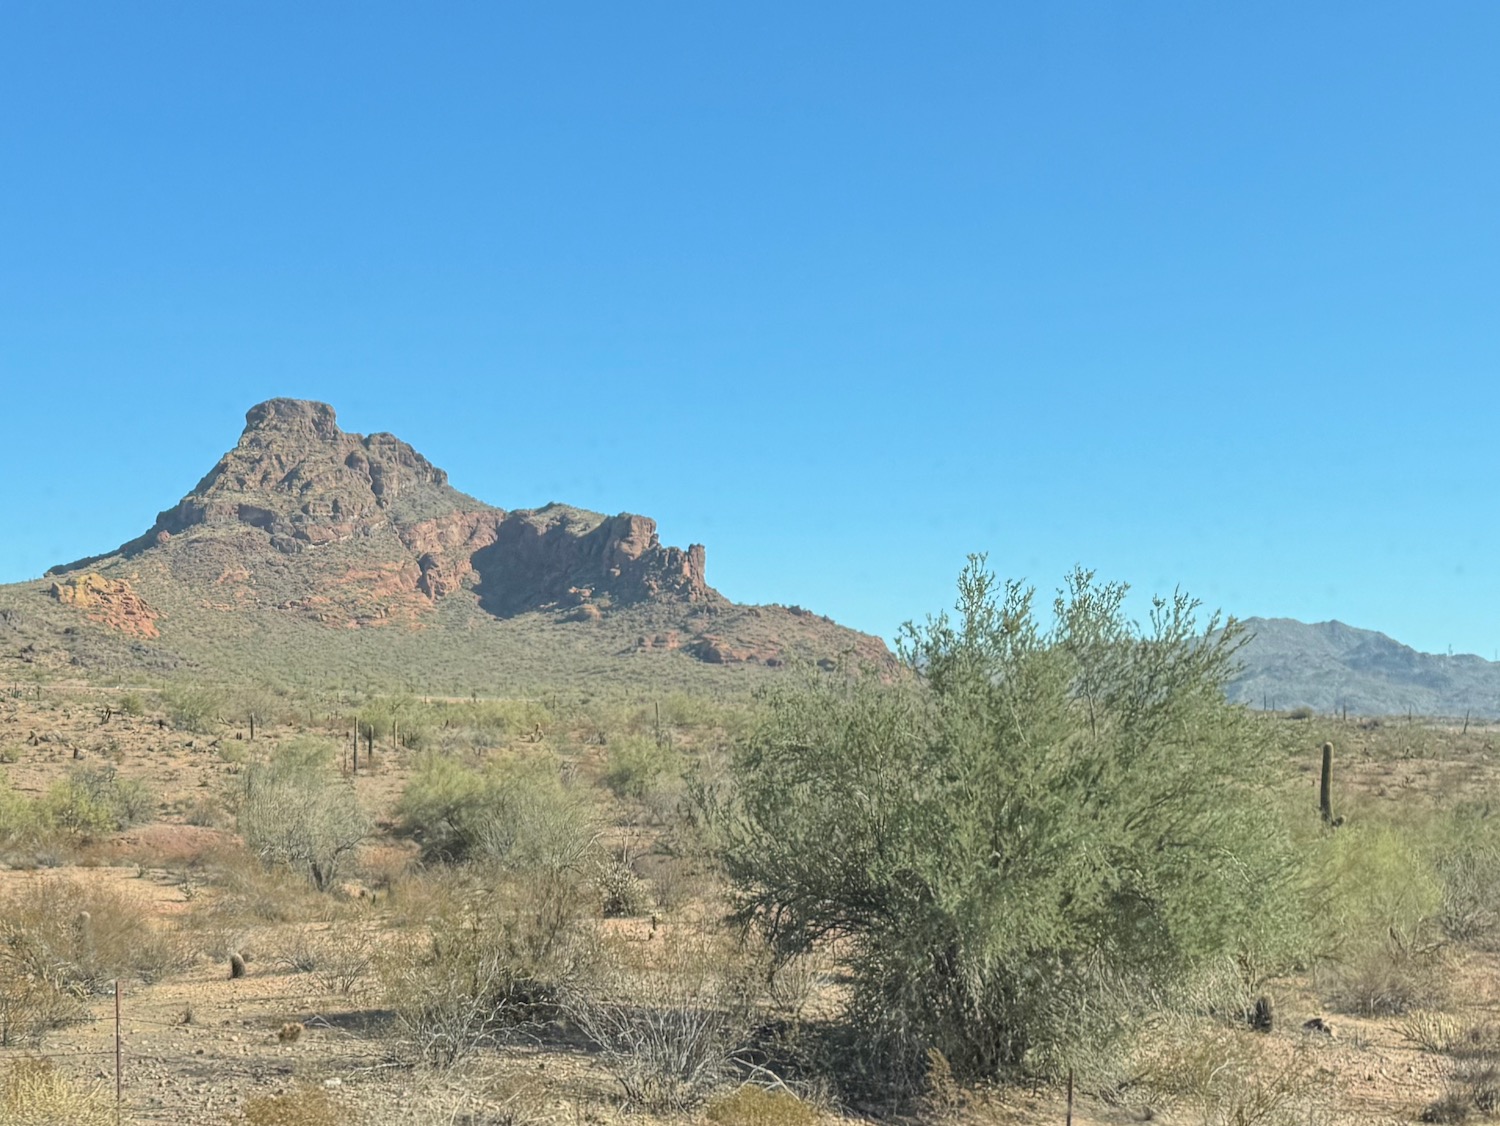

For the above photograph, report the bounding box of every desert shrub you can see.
[163,684,224,733]
[397,751,596,867]
[0,1057,115,1126]
[1134,1027,1330,1125]
[706,1085,820,1126]
[563,930,760,1111]
[237,738,370,892]
[1314,822,1450,1014]
[40,764,155,836]
[602,734,684,802]
[0,770,42,849]
[381,867,594,1066]
[711,560,1308,1091]
[0,876,194,1027]
[1434,808,1500,948]
[313,932,375,997]
[232,1084,355,1126]
[117,691,146,716]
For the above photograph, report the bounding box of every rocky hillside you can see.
[0,399,888,691]
[1227,616,1500,718]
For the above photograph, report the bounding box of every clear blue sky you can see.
[2,4,1498,657]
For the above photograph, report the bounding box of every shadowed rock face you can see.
[50,398,715,617]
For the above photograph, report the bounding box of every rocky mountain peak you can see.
[242,398,342,440]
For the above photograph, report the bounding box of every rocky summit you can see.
[3,399,887,689]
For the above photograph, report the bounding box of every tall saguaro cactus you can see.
[1319,741,1334,825]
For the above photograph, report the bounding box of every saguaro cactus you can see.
[1319,741,1334,825]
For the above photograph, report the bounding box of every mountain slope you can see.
[1227,616,1500,717]
[0,399,888,691]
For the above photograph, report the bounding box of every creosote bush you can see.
[711,559,1308,1092]
[396,750,595,867]
[237,737,370,892]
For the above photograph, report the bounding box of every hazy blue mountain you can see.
[1226,616,1500,718]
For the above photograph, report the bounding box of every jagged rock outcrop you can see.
[41,399,775,657]
[49,574,159,638]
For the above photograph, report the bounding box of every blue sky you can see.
[2,4,1498,656]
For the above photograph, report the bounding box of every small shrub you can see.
[272,931,322,974]
[0,1057,115,1126]
[40,765,155,838]
[164,685,224,733]
[563,930,759,1111]
[1324,931,1451,1016]
[313,933,374,997]
[381,871,594,1066]
[602,735,684,801]
[0,876,194,998]
[117,692,145,717]
[234,1084,353,1126]
[0,770,42,849]
[1134,1028,1330,1125]
[706,1086,820,1126]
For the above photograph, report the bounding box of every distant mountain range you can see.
[1227,617,1500,718]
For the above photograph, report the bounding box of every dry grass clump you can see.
[268,927,375,996]
[380,866,596,1067]
[1321,931,1452,1016]
[1132,1026,1334,1126]
[561,928,761,1112]
[230,1084,355,1126]
[0,875,195,997]
[0,1057,116,1126]
[706,1085,821,1126]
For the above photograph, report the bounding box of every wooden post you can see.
[1066,1067,1074,1125]
[115,979,122,1118]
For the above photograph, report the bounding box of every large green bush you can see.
[397,751,595,868]
[713,559,1306,1088]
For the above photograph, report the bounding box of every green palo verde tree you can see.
[711,558,1305,1089]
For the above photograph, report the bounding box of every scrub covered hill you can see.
[0,399,888,693]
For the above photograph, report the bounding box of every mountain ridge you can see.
[1228,615,1500,717]
[0,399,889,691]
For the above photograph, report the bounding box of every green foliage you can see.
[163,684,224,733]
[602,734,685,801]
[397,751,596,867]
[237,737,370,891]
[0,770,40,848]
[713,559,1306,1088]
[40,765,155,838]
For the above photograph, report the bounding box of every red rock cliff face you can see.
[51,400,719,622]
